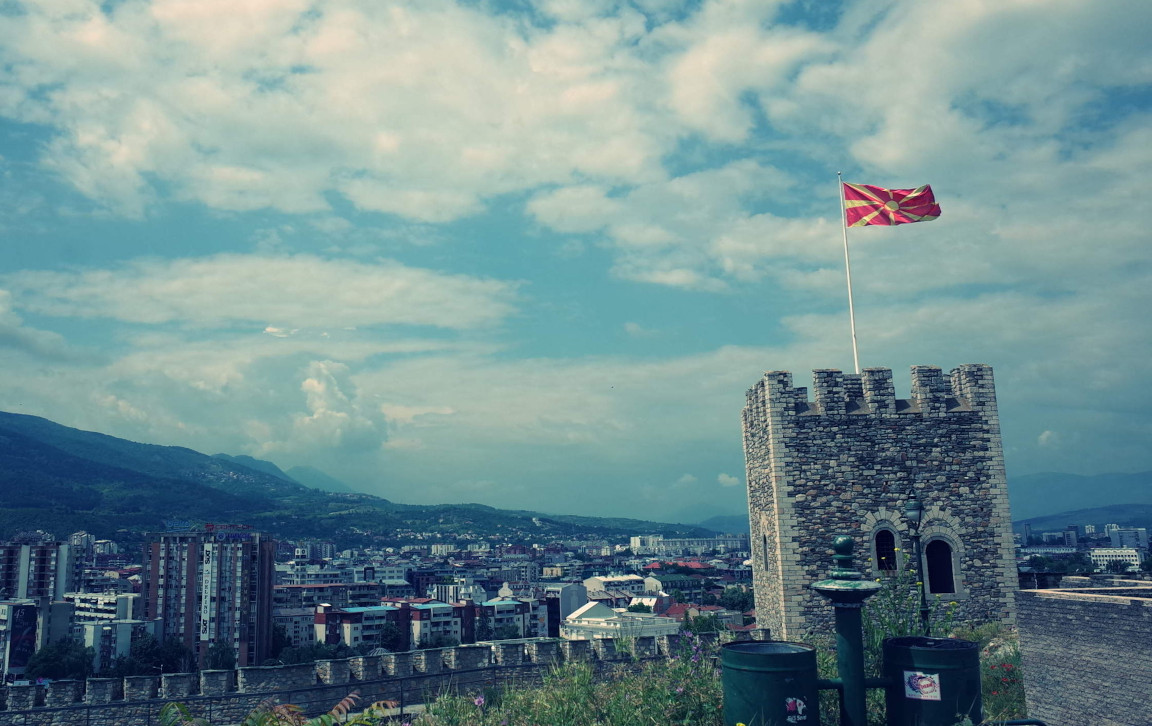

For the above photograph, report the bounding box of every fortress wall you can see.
[743,365,1017,638]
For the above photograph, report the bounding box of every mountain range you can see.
[0,411,716,545]
[2,409,1147,543]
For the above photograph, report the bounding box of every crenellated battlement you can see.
[0,634,730,726]
[748,363,994,419]
[742,362,1017,640]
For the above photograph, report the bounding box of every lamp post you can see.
[903,490,931,636]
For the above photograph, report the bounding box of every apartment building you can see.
[143,528,275,667]
[0,540,74,600]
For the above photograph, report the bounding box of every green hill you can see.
[0,411,716,545]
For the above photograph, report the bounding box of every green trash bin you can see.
[883,636,982,726]
[721,641,820,726]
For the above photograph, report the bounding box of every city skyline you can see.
[1,0,1150,523]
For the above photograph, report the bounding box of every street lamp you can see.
[903,490,931,636]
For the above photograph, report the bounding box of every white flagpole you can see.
[838,171,860,374]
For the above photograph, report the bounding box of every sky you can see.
[1,0,1150,525]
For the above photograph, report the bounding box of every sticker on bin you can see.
[784,696,808,722]
[903,671,941,701]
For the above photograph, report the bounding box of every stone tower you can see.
[742,364,1017,639]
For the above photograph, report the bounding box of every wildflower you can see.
[676,687,684,694]
[474,695,485,707]
[991,691,999,695]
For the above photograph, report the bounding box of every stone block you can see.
[199,669,233,696]
[84,678,119,704]
[46,679,83,707]
[123,675,158,701]
[348,654,382,681]
[381,651,412,678]
[160,672,197,699]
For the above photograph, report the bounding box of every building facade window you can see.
[873,529,898,573]
[925,539,956,594]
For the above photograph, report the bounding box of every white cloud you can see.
[3,254,518,330]
[0,0,670,221]
[718,473,740,487]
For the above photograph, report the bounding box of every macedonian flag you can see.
[842,182,941,227]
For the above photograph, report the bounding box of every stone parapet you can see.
[525,640,561,666]
[411,650,442,674]
[1018,588,1152,726]
[743,364,1018,639]
[123,676,157,701]
[84,679,118,705]
[6,685,35,711]
[199,670,233,697]
[45,681,82,708]
[315,659,350,685]
[381,652,412,678]
[633,636,656,658]
[348,655,382,681]
[446,645,490,670]
[160,673,197,699]
[559,639,590,662]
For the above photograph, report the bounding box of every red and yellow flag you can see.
[842,182,941,227]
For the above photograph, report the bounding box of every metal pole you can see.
[833,603,868,726]
[913,532,930,636]
[838,171,861,374]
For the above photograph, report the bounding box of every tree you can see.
[719,587,755,613]
[475,610,494,641]
[277,641,356,665]
[681,614,722,634]
[376,621,405,652]
[1106,559,1132,574]
[204,640,236,670]
[493,624,521,640]
[25,638,94,680]
[268,624,292,661]
[668,589,686,604]
[626,603,652,613]
[416,634,458,650]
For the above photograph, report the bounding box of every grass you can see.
[411,632,723,726]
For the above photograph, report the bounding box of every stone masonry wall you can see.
[1017,587,1152,726]
[743,364,1017,639]
[0,635,705,726]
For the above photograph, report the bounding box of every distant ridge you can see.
[0,410,714,544]
[286,465,360,494]
[1008,471,1152,520]
[1015,503,1152,533]
[697,514,750,534]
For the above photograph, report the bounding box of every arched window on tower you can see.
[925,539,956,594]
[873,529,898,574]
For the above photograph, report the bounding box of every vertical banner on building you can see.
[7,605,38,671]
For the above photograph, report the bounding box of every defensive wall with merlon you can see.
[0,634,716,726]
[1017,586,1152,726]
[743,364,1017,639]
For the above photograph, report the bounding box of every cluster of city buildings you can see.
[0,526,752,681]
[1018,522,1150,573]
